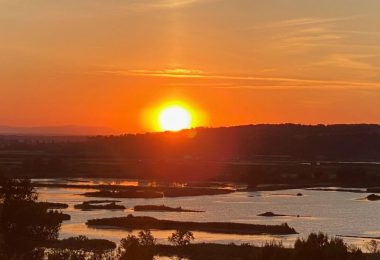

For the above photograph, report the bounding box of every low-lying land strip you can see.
[82,187,234,199]
[74,200,125,210]
[258,212,302,218]
[337,235,380,240]
[86,214,297,235]
[365,194,380,201]
[306,188,366,193]
[38,202,69,209]
[134,205,204,213]
[44,236,116,251]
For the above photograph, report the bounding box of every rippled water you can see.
[35,178,380,249]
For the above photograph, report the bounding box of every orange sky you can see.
[1,0,380,133]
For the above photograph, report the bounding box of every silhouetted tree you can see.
[119,230,156,260]
[168,229,195,246]
[294,233,364,260]
[0,178,63,258]
[365,240,380,254]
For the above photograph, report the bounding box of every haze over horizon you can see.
[1,0,380,133]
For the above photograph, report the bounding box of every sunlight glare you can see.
[158,106,191,131]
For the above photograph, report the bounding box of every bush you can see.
[119,230,156,260]
[168,229,195,246]
[294,233,364,260]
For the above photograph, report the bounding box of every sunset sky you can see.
[1,0,380,133]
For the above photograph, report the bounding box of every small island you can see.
[45,236,116,251]
[86,214,297,235]
[74,200,125,210]
[48,210,71,221]
[366,194,380,201]
[134,205,204,213]
[258,211,300,218]
[38,202,69,209]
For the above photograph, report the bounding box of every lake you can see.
[35,178,380,249]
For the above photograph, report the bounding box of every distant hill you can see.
[1,124,380,162]
[1,124,380,181]
[99,124,380,161]
[0,125,114,136]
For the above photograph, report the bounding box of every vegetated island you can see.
[44,236,116,251]
[38,202,69,209]
[48,210,71,221]
[82,186,234,199]
[365,194,380,201]
[74,200,125,210]
[258,212,301,218]
[86,214,297,235]
[133,205,204,213]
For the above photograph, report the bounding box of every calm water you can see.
[35,178,380,249]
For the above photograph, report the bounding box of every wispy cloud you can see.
[251,16,376,50]
[123,0,218,10]
[97,68,380,90]
[252,16,355,30]
[315,54,379,71]
[101,68,205,78]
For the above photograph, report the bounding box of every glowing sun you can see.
[158,106,191,131]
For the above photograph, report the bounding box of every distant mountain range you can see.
[0,125,115,135]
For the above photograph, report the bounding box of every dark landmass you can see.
[86,214,297,235]
[2,124,380,188]
[366,187,380,193]
[244,184,330,192]
[0,125,112,136]
[305,188,366,193]
[74,201,125,210]
[257,212,301,218]
[82,187,234,199]
[185,182,233,188]
[44,236,116,251]
[134,205,204,213]
[38,202,69,209]
[80,200,122,204]
[365,194,380,201]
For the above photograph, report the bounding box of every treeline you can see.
[2,124,380,161]
[1,124,380,183]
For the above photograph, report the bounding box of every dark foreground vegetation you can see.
[155,233,369,260]
[74,201,125,210]
[134,204,204,212]
[86,214,297,235]
[0,178,69,258]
